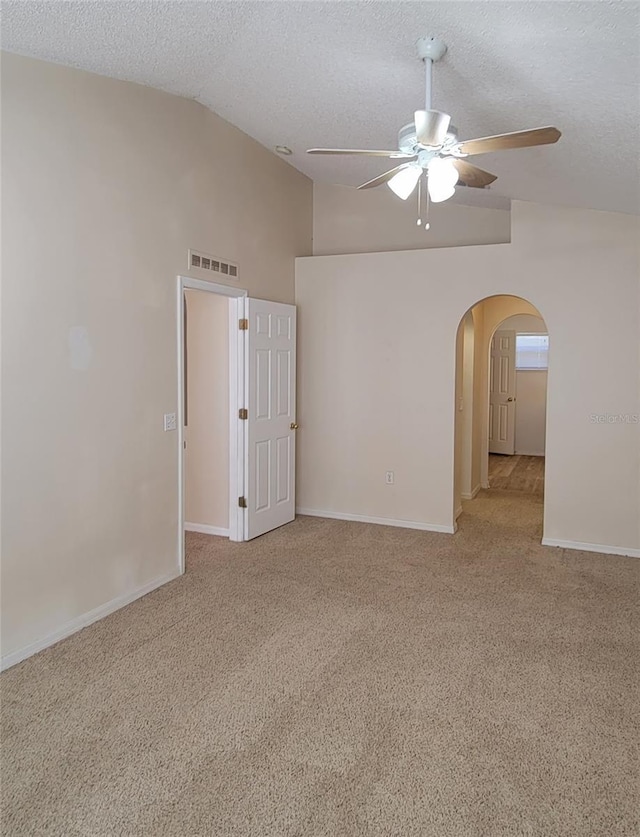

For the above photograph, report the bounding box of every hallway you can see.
[489,454,545,495]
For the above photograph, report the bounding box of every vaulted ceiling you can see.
[2,1,639,214]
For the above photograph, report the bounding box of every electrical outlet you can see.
[164,413,177,432]
[385,471,394,485]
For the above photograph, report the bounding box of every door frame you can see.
[453,298,550,535]
[176,276,247,574]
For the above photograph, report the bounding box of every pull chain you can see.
[416,173,431,231]
[424,175,431,230]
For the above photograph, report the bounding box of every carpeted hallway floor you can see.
[2,491,639,836]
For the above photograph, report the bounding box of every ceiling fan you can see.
[307,37,561,223]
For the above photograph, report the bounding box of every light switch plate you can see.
[164,413,177,432]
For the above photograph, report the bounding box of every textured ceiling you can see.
[2,1,639,214]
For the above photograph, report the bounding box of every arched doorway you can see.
[453,295,549,535]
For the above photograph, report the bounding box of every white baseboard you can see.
[455,505,463,519]
[515,450,545,457]
[461,485,482,500]
[296,508,455,534]
[0,570,181,672]
[542,538,640,559]
[185,522,229,537]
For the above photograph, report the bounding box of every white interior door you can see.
[489,329,516,455]
[244,298,297,539]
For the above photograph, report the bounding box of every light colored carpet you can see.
[1,490,639,836]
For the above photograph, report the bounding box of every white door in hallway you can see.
[489,329,516,455]
[245,299,297,539]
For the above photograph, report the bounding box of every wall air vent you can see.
[189,249,238,280]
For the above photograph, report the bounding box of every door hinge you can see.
[238,496,247,509]
[238,408,248,420]
[239,318,248,330]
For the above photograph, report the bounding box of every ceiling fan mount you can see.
[307,36,562,219]
[415,35,448,63]
[397,121,459,156]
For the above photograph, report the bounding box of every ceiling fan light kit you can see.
[388,164,422,200]
[307,35,561,228]
[427,157,459,203]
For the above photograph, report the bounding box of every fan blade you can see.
[452,160,498,188]
[415,110,451,147]
[455,127,561,156]
[307,148,415,158]
[357,164,410,190]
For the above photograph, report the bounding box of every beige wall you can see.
[498,314,547,334]
[313,182,511,255]
[1,53,312,662]
[296,201,640,554]
[514,371,547,456]
[184,290,229,530]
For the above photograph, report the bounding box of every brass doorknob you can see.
[290,422,299,430]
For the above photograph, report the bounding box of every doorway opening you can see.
[177,277,247,573]
[176,276,298,573]
[488,313,548,495]
[184,288,233,537]
[453,295,549,533]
